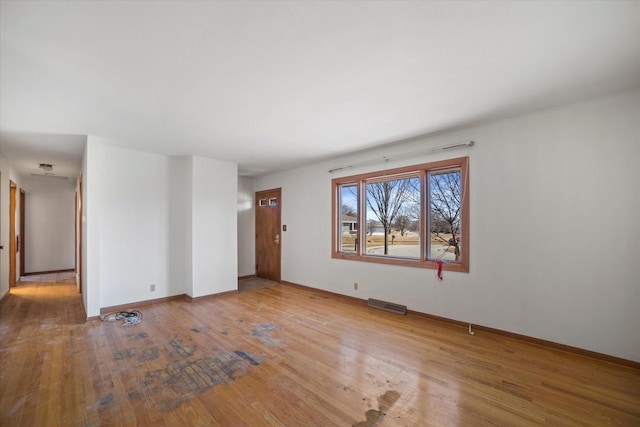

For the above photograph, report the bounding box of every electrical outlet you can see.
[354,282,358,290]
[150,284,156,292]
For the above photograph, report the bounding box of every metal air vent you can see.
[367,298,407,315]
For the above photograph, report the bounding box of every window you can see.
[365,174,421,258]
[338,183,358,253]
[332,157,469,272]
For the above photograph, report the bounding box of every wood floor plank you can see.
[1,278,639,426]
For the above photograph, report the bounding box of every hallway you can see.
[19,271,76,284]
[0,275,86,425]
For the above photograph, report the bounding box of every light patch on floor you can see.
[251,322,283,347]
[238,277,278,292]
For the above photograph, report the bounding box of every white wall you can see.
[98,144,181,308]
[168,156,192,299]
[0,151,23,298]
[254,89,640,362]
[190,156,238,297]
[238,176,255,277]
[83,138,102,317]
[23,178,75,273]
[81,141,238,314]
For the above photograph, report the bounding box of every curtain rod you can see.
[328,140,474,173]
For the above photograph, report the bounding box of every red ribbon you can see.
[436,260,443,280]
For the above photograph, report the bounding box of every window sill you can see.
[332,252,469,273]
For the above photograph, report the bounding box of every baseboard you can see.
[185,289,238,303]
[471,321,640,369]
[100,294,188,315]
[0,288,9,303]
[238,274,257,280]
[281,281,368,306]
[280,281,640,369]
[80,300,87,322]
[98,290,240,317]
[22,269,75,276]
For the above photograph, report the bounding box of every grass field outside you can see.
[340,231,458,260]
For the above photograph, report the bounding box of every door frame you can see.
[19,189,25,277]
[76,173,83,294]
[9,181,16,287]
[255,188,282,282]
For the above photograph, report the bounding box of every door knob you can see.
[274,234,280,245]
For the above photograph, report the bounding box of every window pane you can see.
[339,183,358,253]
[428,168,462,261]
[365,176,421,258]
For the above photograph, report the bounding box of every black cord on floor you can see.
[100,310,143,326]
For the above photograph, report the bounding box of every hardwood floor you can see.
[238,277,278,293]
[1,277,639,426]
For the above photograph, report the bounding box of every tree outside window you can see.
[332,157,468,273]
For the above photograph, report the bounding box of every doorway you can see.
[0,172,2,282]
[255,188,281,282]
[75,173,83,294]
[9,181,17,287]
[20,189,25,277]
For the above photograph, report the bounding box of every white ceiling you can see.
[1,1,639,177]
[0,130,85,181]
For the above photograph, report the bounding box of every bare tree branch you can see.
[429,170,462,260]
[366,177,419,254]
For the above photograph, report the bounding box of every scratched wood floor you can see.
[1,276,639,426]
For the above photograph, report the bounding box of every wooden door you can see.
[255,188,281,282]
[9,181,16,287]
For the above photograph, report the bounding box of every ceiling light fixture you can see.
[39,163,54,171]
